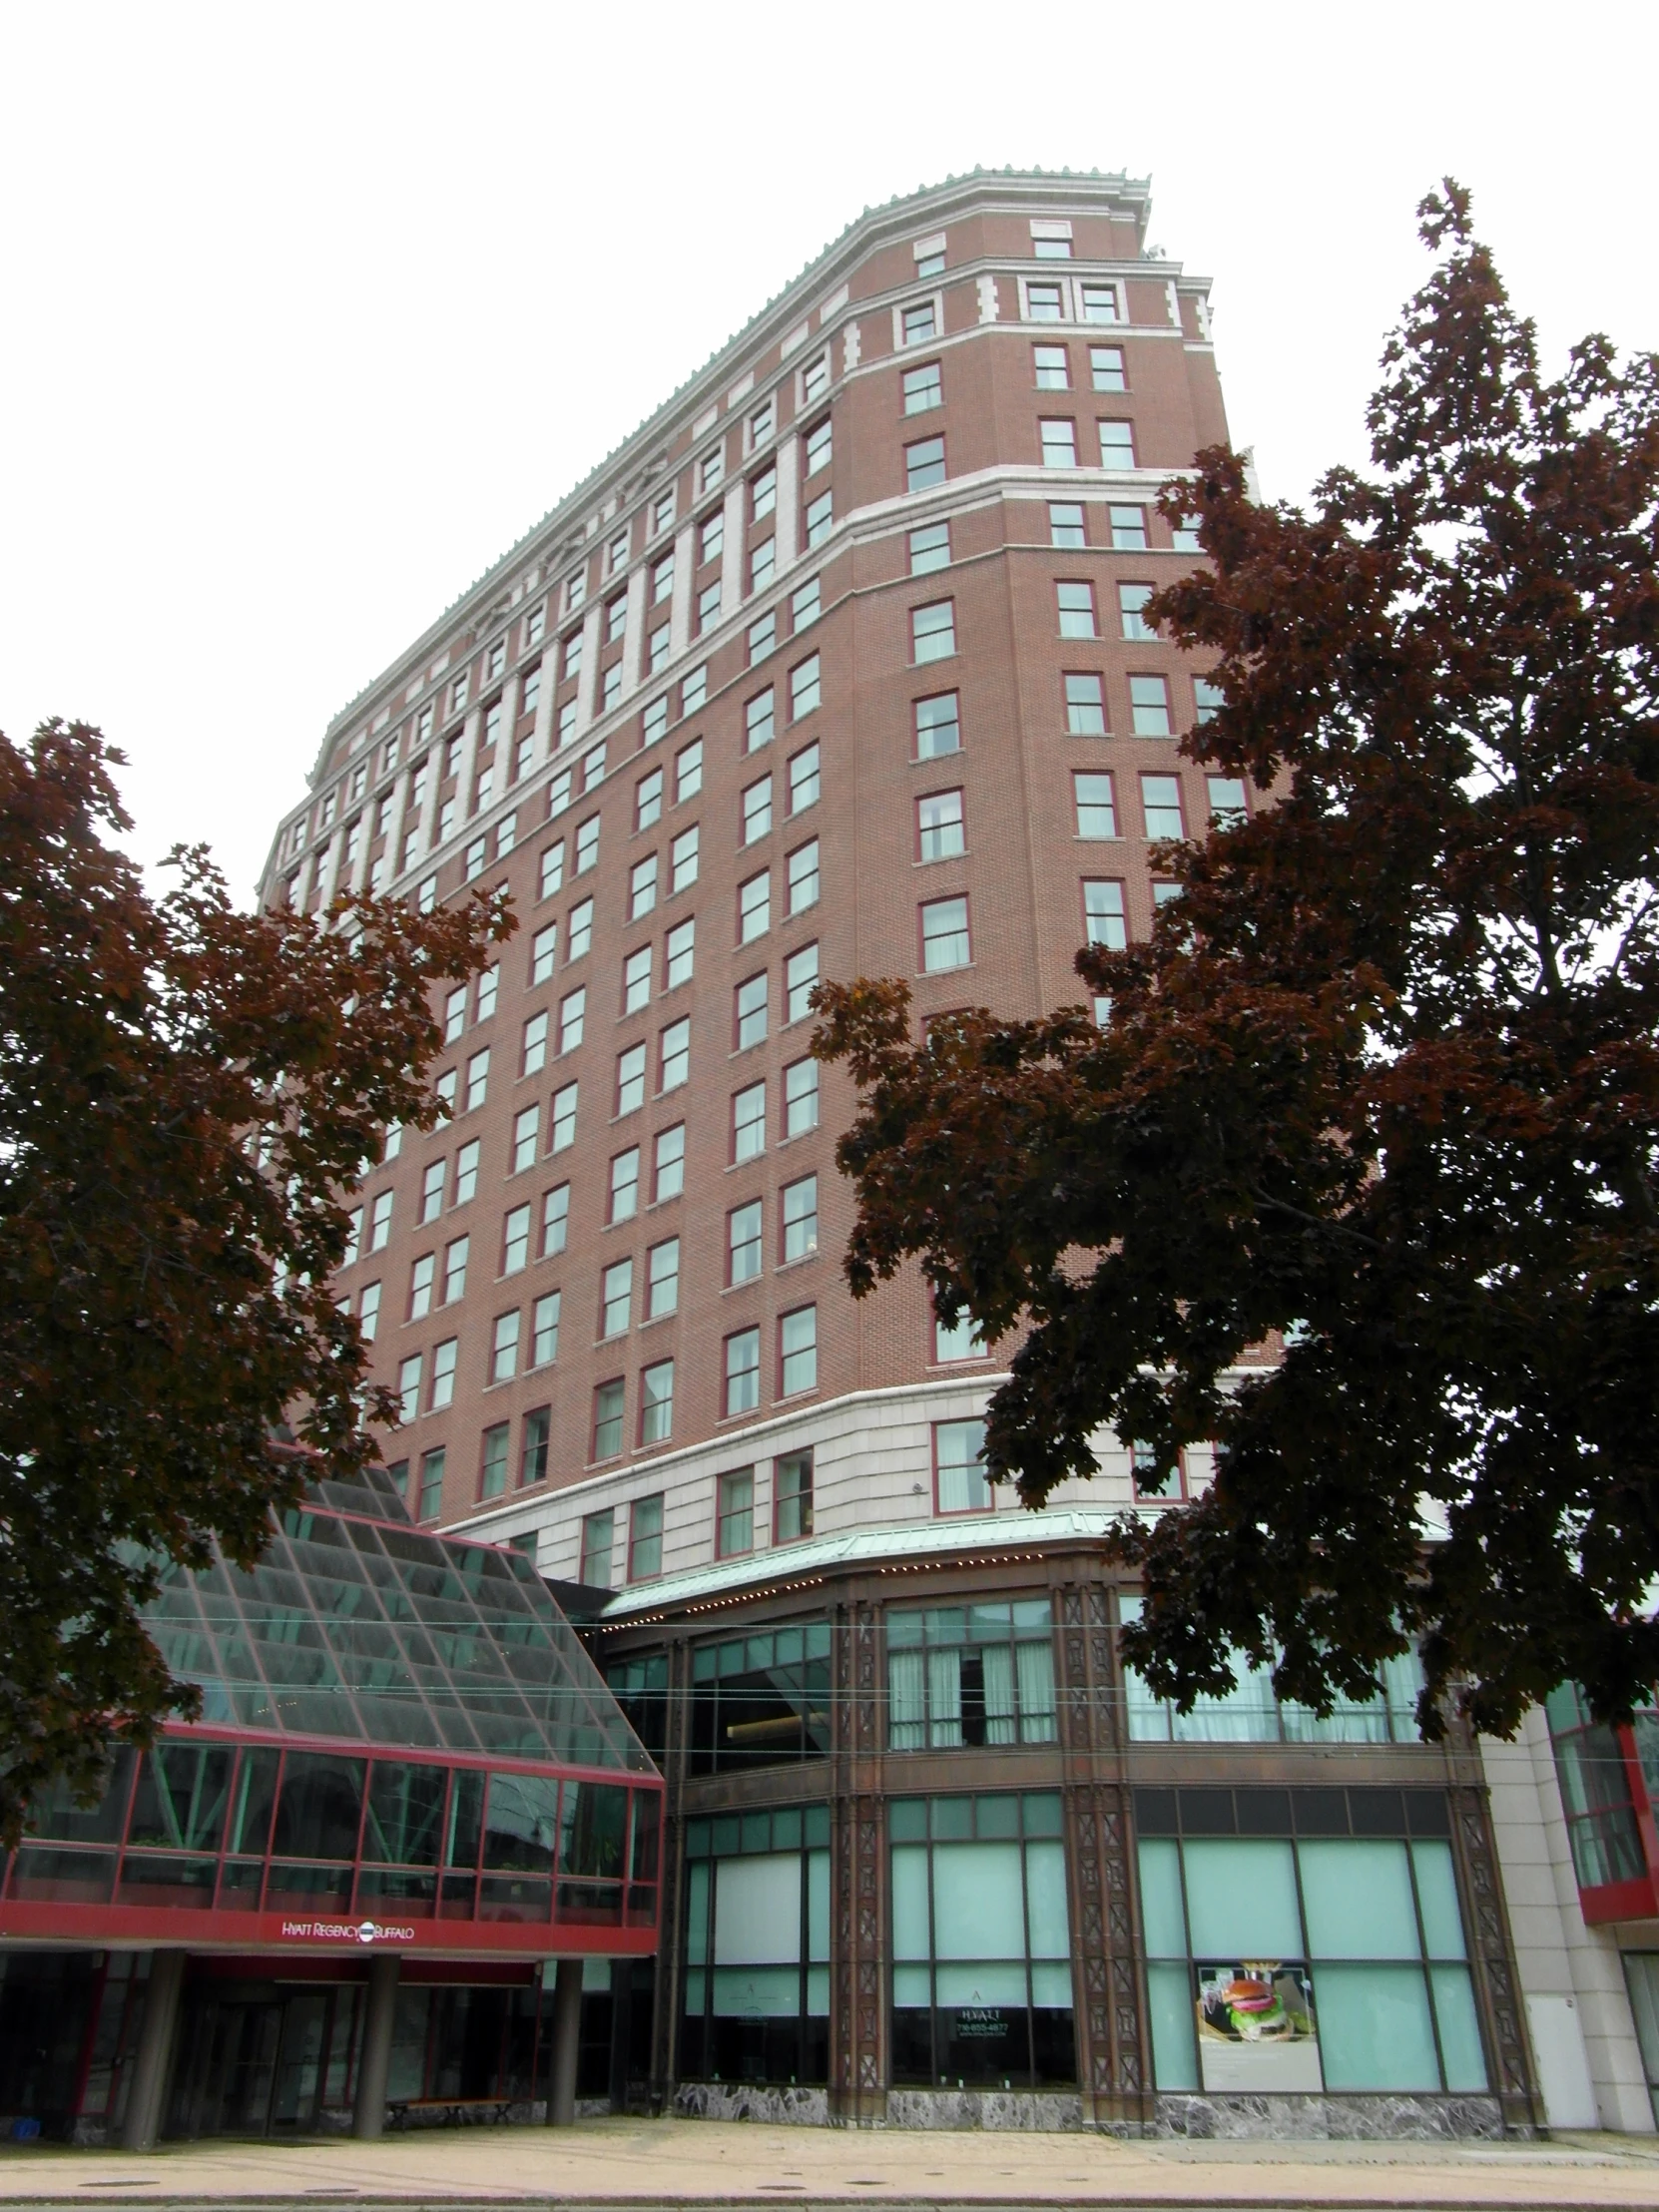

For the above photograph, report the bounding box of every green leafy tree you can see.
[0,721,509,1838]
[814,187,1659,1739]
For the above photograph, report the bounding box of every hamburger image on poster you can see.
[1195,1961,1321,2092]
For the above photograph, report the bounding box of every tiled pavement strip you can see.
[3,2122,1659,2211]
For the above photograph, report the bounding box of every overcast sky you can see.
[3,1,1654,899]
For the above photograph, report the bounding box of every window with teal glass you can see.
[688,1619,831,1775]
[680,1804,830,2087]
[886,1600,1055,1752]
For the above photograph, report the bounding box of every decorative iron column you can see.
[649,1633,693,2111]
[830,1596,885,2123]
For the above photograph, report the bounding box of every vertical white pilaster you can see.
[774,434,800,577]
[572,604,603,739]
[618,565,648,702]
[719,478,746,623]
[668,521,694,659]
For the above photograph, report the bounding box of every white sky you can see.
[2,0,1654,900]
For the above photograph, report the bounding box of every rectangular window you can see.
[1049,501,1086,549]
[1025,281,1064,321]
[739,869,772,943]
[803,352,830,403]
[444,986,467,1043]
[616,1041,648,1115]
[558,986,586,1054]
[664,916,695,991]
[1039,418,1078,468]
[580,1509,613,1586]
[933,1306,987,1363]
[917,789,965,861]
[736,972,769,1048]
[574,815,600,873]
[790,653,822,720]
[920,896,971,972]
[541,1183,569,1257]
[511,1105,540,1175]
[1033,342,1070,388]
[1195,678,1224,725]
[647,1235,680,1319]
[1208,775,1248,827]
[630,1493,665,1578]
[1080,281,1120,323]
[606,593,627,642]
[1172,514,1203,553]
[699,509,724,564]
[804,416,831,476]
[630,852,658,920]
[1083,879,1128,949]
[915,692,960,759]
[1130,673,1173,737]
[1074,772,1118,838]
[901,299,936,344]
[805,489,832,547]
[520,1406,550,1489]
[787,839,820,914]
[602,1258,633,1338]
[793,574,821,630]
[636,768,664,830]
[1033,234,1072,262]
[751,464,777,520]
[463,834,486,882]
[1064,672,1107,736]
[442,1235,468,1305]
[503,1204,531,1274]
[651,551,674,605]
[652,490,676,538]
[911,601,955,664]
[903,359,942,413]
[417,1446,445,1522]
[909,521,950,575]
[783,1057,819,1138]
[601,663,622,710]
[453,1141,479,1205]
[640,1360,675,1446]
[369,1190,395,1252]
[419,1161,445,1226]
[785,941,819,1023]
[935,1417,992,1513]
[886,1603,1056,1754]
[742,776,773,845]
[551,1081,578,1151]
[1109,503,1148,550]
[775,1449,814,1542]
[788,743,821,817]
[780,1305,818,1395]
[670,824,699,894]
[531,1289,560,1367]
[1142,773,1186,840]
[749,611,776,665]
[654,1122,685,1202]
[464,1048,489,1113]
[700,445,725,495]
[660,1015,690,1091]
[398,1354,423,1425]
[357,1281,380,1342]
[593,1381,626,1462]
[698,580,722,634]
[717,1467,755,1558]
[475,967,499,1024]
[782,1174,819,1262]
[1057,580,1097,637]
[729,1200,763,1285]
[623,943,652,1013]
[490,1310,520,1382]
[1120,583,1155,639]
[407,1254,434,1323]
[733,1079,767,1162]
[1099,418,1137,467]
[746,689,776,752]
[567,896,594,960]
[556,701,577,749]
[725,1328,761,1416]
[609,1147,640,1224]
[906,435,946,491]
[430,1338,458,1411]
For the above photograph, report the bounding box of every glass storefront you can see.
[688,1622,831,1775]
[681,1805,830,2085]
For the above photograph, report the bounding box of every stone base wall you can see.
[885,2089,1087,2130]
[673,2082,831,2125]
[1151,2091,1507,2140]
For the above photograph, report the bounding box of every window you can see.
[901,299,936,344]
[477,1423,510,1500]
[503,1204,531,1274]
[416,874,436,913]
[920,897,970,972]
[782,1174,819,1262]
[903,359,942,414]
[510,1104,540,1175]
[751,464,777,522]
[566,568,587,614]
[609,1147,641,1224]
[520,1406,551,1489]
[1026,281,1064,322]
[733,1080,767,1162]
[616,1041,648,1115]
[609,531,630,577]
[1194,678,1224,725]
[1033,343,1070,388]
[463,834,486,882]
[697,580,722,634]
[442,1235,468,1304]
[914,692,960,759]
[491,1311,521,1383]
[788,744,821,817]
[1130,1438,1185,1501]
[463,1048,489,1113]
[444,986,467,1043]
[1039,418,1078,469]
[783,1057,819,1138]
[567,896,594,960]
[1064,672,1106,736]
[909,521,950,575]
[623,943,653,1013]
[785,941,819,1022]
[700,445,725,496]
[580,1510,613,1586]
[790,653,821,720]
[911,601,955,664]
[602,663,622,710]
[917,789,965,861]
[630,853,658,920]
[729,1200,763,1285]
[430,1338,458,1411]
[933,1306,987,1363]
[1109,502,1148,550]
[651,552,674,605]
[792,574,821,631]
[1130,673,1173,736]
[804,351,830,403]
[664,916,695,990]
[498,807,520,854]
[1048,501,1086,549]
[1120,583,1156,640]
[605,594,627,644]
[575,815,599,872]
[556,700,577,748]
[735,972,769,1049]
[647,1235,680,1319]
[1208,775,1248,827]
[725,1327,761,1415]
[653,1122,685,1202]
[1172,513,1203,553]
[717,1468,755,1558]
[683,1629,831,1780]
[593,1382,626,1462]
[1074,772,1118,838]
[1057,581,1096,637]
[640,1360,675,1446]
[408,1254,435,1322]
[368,1190,393,1251]
[675,738,704,804]
[888,1601,1055,1751]
[1142,774,1186,840]
[453,1140,479,1205]
[602,1259,633,1338]
[533,1283,566,1363]
[742,776,773,843]
[1099,418,1137,468]
[805,417,831,475]
[558,986,586,1054]
[750,552,776,610]
[935,1417,992,1513]
[660,1015,690,1091]
[628,1492,663,1576]
[649,625,670,675]
[636,768,664,830]
[699,512,724,568]
[419,1161,445,1226]
[805,489,832,547]
[780,1306,818,1394]
[1079,280,1120,323]
[417,1447,445,1521]
[652,489,676,538]
[357,1281,380,1342]
[787,839,820,914]
[746,689,776,751]
[551,1081,578,1151]
[398,1354,423,1425]
[435,1069,457,1116]
[1083,878,1127,948]
[906,435,946,492]
[671,825,700,894]
[739,869,771,942]
[541,1183,570,1258]
[775,1450,814,1543]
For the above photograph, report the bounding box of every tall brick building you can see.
[239,174,1659,2134]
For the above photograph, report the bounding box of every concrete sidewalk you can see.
[3,2118,1659,2209]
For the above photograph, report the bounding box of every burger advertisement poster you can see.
[1195,1961,1321,2091]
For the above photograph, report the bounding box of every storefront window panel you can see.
[362,1762,446,1864]
[1122,1597,1425,1744]
[273,1753,365,1861]
[887,1601,1056,1751]
[688,1621,831,1774]
[606,1653,670,1766]
[128,1744,233,1852]
[681,1806,830,2085]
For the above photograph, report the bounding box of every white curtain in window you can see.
[927,1647,963,1748]
[888,1649,925,1751]
[981,1644,1016,1744]
[1017,1639,1057,1742]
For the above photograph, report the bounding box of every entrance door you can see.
[167,1984,353,2138]
[269,1990,331,2132]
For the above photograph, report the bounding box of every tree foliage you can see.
[814,187,1659,1740]
[0,721,509,1838]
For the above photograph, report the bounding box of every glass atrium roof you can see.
[141,1467,649,1772]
